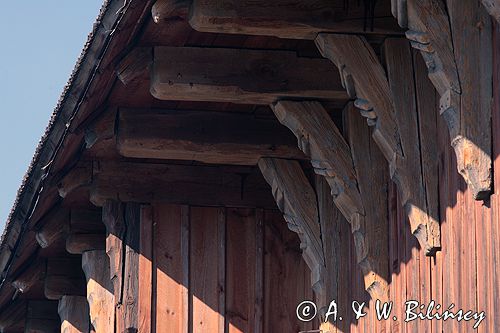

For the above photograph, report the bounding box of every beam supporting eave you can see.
[314,34,441,254]
[481,0,500,23]
[258,158,326,299]
[391,0,493,200]
[269,101,389,300]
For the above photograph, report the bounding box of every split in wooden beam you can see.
[149,46,348,104]
[89,161,276,209]
[58,295,90,333]
[315,34,440,254]
[258,158,325,298]
[153,0,403,37]
[44,257,86,300]
[102,202,142,332]
[81,250,115,333]
[391,0,493,199]
[117,108,305,165]
[271,101,389,300]
[481,0,500,22]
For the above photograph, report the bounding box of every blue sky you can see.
[0,1,104,229]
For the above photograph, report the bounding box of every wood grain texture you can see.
[25,301,60,333]
[58,296,90,333]
[384,38,441,252]
[90,161,276,209]
[316,34,440,254]
[66,233,106,254]
[150,46,348,104]
[44,257,86,300]
[117,108,304,165]
[190,207,225,333]
[188,0,402,38]
[392,0,493,199]
[154,204,189,333]
[138,206,153,333]
[81,250,115,333]
[34,206,70,249]
[482,0,500,22]
[272,101,388,299]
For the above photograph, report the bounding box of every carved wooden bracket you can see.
[270,102,389,300]
[480,0,500,23]
[314,34,441,254]
[258,158,325,298]
[391,0,492,200]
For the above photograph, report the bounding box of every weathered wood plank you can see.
[117,108,304,165]
[57,161,93,198]
[138,206,153,333]
[315,34,440,254]
[58,295,90,333]
[258,158,325,298]
[343,103,390,301]
[90,161,276,209]
[81,250,115,333]
[226,208,256,333]
[315,176,340,332]
[187,0,402,38]
[69,208,104,234]
[0,300,26,332]
[150,46,348,104]
[154,204,188,333]
[190,207,225,333]
[152,0,190,23]
[384,38,441,252]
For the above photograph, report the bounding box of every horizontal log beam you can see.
[66,234,106,254]
[44,258,86,300]
[58,296,90,333]
[89,161,277,208]
[11,260,46,294]
[154,0,403,38]
[117,108,305,165]
[150,46,348,104]
[481,0,500,22]
[34,206,70,249]
[25,300,60,333]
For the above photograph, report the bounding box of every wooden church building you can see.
[0,0,499,332]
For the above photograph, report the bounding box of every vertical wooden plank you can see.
[316,175,340,333]
[388,183,402,333]
[58,296,90,333]
[218,208,226,333]
[254,209,264,333]
[226,208,256,333]
[181,206,190,333]
[138,206,153,333]
[155,204,189,333]
[263,211,313,333]
[191,207,225,333]
[81,250,114,333]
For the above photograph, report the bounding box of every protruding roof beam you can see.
[150,46,348,104]
[271,101,389,300]
[257,158,325,298]
[315,34,440,254]
[117,108,305,165]
[392,0,492,199]
[152,0,402,37]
